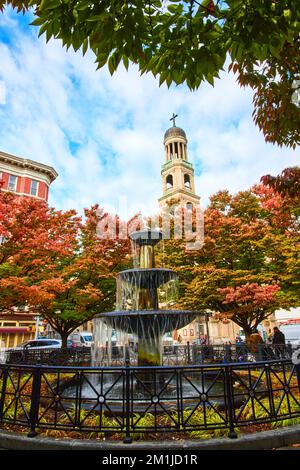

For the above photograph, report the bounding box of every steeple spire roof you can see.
[164,114,186,141]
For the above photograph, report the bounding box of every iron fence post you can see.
[265,364,276,419]
[296,362,300,393]
[125,345,130,363]
[257,344,263,361]
[287,342,293,358]
[224,365,238,439]
[0,366,8,423]
[187,341,191,364]
[27,366,42,438]
[123,359,132,444]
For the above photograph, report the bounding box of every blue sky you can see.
[0,7,298,218]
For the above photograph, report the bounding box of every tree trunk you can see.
[60,331,69,349]
[232,316,253,343]
[242,324,254,344]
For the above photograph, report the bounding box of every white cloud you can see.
[0,81,5,104]
[0,8,298,219]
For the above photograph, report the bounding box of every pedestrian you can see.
[272,326,286,358]
[224,342,232,362]
[200,335,207,345]
[264,329,275,359]
[235,335,246,361]
[248,329,265,360]
[287,341,293,358]
[266,329,273,344]
[235,335,243,345]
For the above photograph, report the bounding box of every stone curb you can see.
[0,425,300,450]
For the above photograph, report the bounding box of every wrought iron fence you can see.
[3,343,298,367]
[185,343,297,365]
[93,343,298,366]
[4,347,91,366]
[0,359,299,442]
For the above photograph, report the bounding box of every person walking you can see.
[272,326,286,358]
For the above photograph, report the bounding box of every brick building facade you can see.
[0,150,57,348]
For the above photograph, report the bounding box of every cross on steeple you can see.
[170,113,178,127]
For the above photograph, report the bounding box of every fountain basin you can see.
[96,309,200,336]
[117,268,177,289]
[129,229,163,246]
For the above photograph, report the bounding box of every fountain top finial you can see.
[129,229,163,246]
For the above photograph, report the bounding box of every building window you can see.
[190,329,194,336]
[166,174,173,190]
[30,179,39,196]
[184,174,191,189]
[8,174,17,191]
[174,142,179,159]
[186,202,193,212]
[198,324,205,335]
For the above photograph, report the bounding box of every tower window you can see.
[169,142,180,159]
[166,174,173,190]
[174,142,178,158]
[30,179,39,196]
[8,174,17,191]
[184,174,191,188]
[186,202,193,211]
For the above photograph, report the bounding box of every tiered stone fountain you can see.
[93,230,198,369]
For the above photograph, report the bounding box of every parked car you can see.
[14,339,62,350]
[6,338,63,364]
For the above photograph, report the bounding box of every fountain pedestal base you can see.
[137,335,162,367]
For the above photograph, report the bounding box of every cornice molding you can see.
[158,189,200,202]
[0,151,58,182]
[161,160,193,173]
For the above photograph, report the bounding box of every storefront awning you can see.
[0,328,29,333]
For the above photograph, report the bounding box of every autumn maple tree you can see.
[0,190,80,312]
[0,190,131,346]
[161,178,299,340]
[25,206,131,347]
[218,283,280,340]
[261,167,300,204]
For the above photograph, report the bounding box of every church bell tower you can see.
[158,114,200,210]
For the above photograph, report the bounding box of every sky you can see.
[0,7,298,219]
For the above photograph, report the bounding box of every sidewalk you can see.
[276,443,300,450]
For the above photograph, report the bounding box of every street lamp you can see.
[204,310,213,345]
